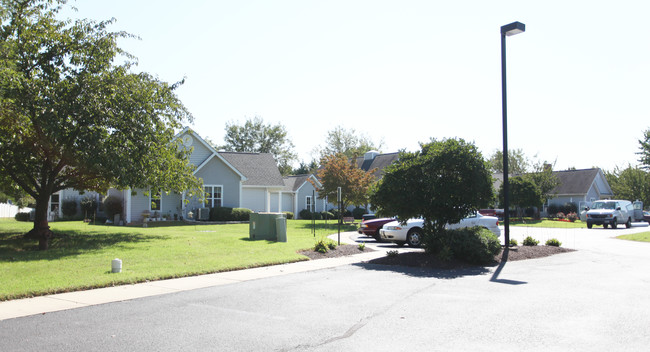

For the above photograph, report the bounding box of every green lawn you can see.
[509,219,586,228]
[0,219,355,301]
[617,232,650,243]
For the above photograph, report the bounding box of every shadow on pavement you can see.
[353,262,491,280]
[490,248,527,285]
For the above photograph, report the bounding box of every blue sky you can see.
[63,0,650,171]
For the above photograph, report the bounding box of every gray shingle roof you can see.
[218,152,285,187]
[551,168,601,195]
[354,152,400,179]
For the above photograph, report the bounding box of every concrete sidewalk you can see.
[0,240,386,321]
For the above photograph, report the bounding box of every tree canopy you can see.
[0,0,200,248]
[316,126,383,160]
[370,138,493,233]
[487,148,530,174]
[638,128,650,169]
[315,153,375,210]
[221,116,297,175]
[605,166,650,206]
[498,176,543,217]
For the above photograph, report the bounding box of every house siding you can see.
[194,157,241,208]
[130,189,150,222]
[242,188,267,212]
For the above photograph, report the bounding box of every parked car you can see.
[361,213,377,222]
[358,217,394,241]
[643,210,650,224]
[585,200,633,229]
[379,213,501,247]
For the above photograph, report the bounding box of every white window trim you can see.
[204,185,223,208]
[306,195,312,212]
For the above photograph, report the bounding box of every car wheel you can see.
[625,218,632,228]
[610,218,617,229]
[587,222,593,229]
[603,223,608,229]
[406,228,423,248]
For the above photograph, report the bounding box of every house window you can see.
[50,194,59,212]
[204,185,222,208]
[306,196,312,212]
[150,189,161,211]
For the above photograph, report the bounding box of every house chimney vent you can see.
[364,150,379,161]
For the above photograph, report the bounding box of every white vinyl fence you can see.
[0,203,31,218]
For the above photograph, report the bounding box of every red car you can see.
[358,217,395,241]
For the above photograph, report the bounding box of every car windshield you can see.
[592,202,616,210]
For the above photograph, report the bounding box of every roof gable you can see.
[552,168,601,195]
[355,152,400,179]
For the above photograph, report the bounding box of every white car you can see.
[379,213,501,247]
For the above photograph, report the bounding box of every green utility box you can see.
[249,212,287,242]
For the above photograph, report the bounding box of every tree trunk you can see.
[25,194,53,250]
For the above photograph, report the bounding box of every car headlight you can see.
[385,226,402,231]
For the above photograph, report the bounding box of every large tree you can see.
[498,176,543,218]
[316,153,375,210]
[316,126,383,160]
[487,148,530,175]
[605,166,650,206]
[638,128,650,169]
[0,0,201,249]
[221,116,296,175]
[370,138,493,233]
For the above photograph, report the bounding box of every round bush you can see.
[299,209,311,219]
[352,207,368,219]
[523,236,539,246]
[547,204,559,217]
[561,202,578,215]
[61,199,78,217]
[103,195,123,219]
[545,238,562,247]
[210,206,233,221]
[423,227,501,265]
[14,212,31,222]
[232,208,252,221]
[283,211,294,220]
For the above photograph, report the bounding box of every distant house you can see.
[546,168,614,209]
[493,168,614,212]
[270,174,327,218]
[354,151,400,179]
[49,127,287,223]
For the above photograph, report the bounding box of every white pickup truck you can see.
[585,200,633,229]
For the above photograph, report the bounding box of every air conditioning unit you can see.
[198,207,210,221]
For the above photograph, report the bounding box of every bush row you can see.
[298,207,369,220]
[547,202,578,218]
[209,207,252,221]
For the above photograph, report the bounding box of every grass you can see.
[509,218,586,228]
[617,232,650,243]
[0,218,355,301]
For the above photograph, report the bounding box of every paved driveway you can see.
[1,224,649,351]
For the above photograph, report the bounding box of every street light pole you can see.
[500,21,525,247]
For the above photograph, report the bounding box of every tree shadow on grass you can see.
[295,223,357,232]
[0,229,170,262]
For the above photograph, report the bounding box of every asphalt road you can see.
[1,224,650,351]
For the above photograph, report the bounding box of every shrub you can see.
[327,240,336,250]
[386,250,399,257]
[232,208,252,221]
[561,202,578,215]
[299,209,311,219]
[509,238,518,247]
[283,211,294,220]
[15,212,31,222]
[547,204,559,217]
[210,206,233,221]
[523,236,539,246]
[556,212,566,219]
[352,207,368,219]
[61,199,78,217]
[423,227,501,265]
[546,238,562,247]
[80,196,98,218]
[566,212,578,222]
[103,195,123,219]
[524,207,535,218]
[314,238,330,253]
[358,243,366,251]
[320,211,335,220]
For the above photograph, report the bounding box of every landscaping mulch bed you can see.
[299,244,375,259]
[300,244,575,269]
[369,245,575,269]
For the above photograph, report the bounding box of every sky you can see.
[61,0,650,172]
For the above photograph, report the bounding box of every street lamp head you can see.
[501,21,525,36]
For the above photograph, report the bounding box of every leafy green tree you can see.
[370,138,493,233]
[0,0,200,249]
[292,159,319,175]
[638,128,650,169]
[221,116,297,175]
[605,166,650,206]
[523,161,560,206]
[487,148,530,174]
[316,126,383,160]
[316,153,375,210]
[498,176,542,218]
